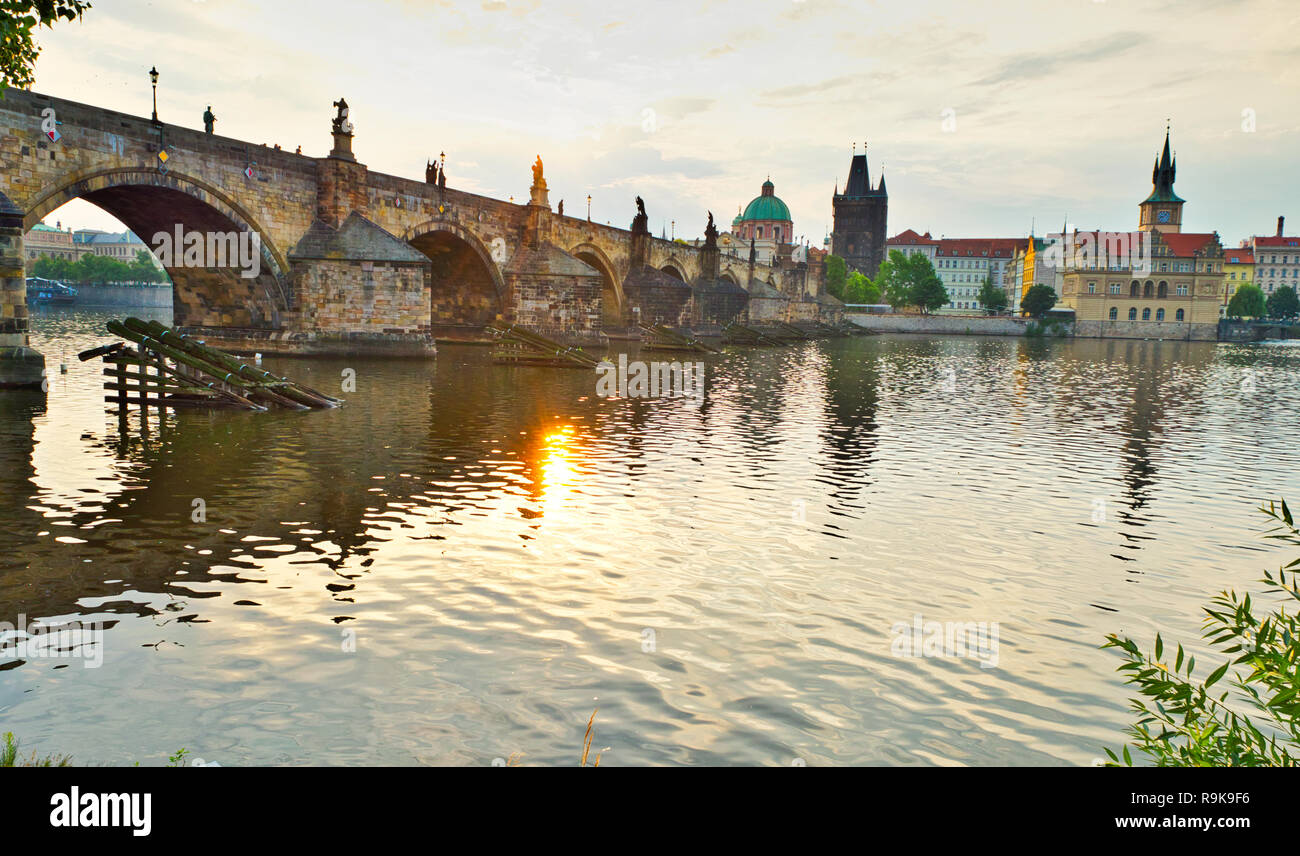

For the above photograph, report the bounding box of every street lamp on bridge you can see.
[149,67,159,124]
[587,194,591,222]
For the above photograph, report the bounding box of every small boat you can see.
[26,277,77,305]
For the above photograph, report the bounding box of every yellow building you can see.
[1222,247,1255,312]
[1058,131,1224,339]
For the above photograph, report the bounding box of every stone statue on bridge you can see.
[203,106,216,134]
[704,210,718,248]
[631,196,648,234]
[332,98,352,134]
[531,155,546,189]
[426,159,438,185]
[557,199,563,217]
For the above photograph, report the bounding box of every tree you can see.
[843,271,879,305]
[977,275,1008,315]
[824,254,847,301]
[31,254,59,279]
[1102,499,1300,767]
[1227,283,1267,319]
[875,249,946,313]
[130,248,166,283]
[1021,283,1057,318]
[0,1,90,90]
[1266,285,1299,320]
[911,276,949,314]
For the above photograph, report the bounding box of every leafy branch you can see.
[1102,499,1300,766]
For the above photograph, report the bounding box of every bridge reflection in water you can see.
[2,308,1299,766]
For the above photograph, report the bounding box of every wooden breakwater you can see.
[83,317,343,413]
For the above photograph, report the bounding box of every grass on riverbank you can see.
[1,731,71,767]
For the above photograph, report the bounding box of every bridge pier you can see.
[0,192,43,389]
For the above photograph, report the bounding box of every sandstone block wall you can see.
[292,259,430,335]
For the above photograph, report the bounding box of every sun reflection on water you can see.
[537,427,578,511]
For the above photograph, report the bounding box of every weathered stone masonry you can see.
[0,89,832,378]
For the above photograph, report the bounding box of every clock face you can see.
[1157,210,1171,224]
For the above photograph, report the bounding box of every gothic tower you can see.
[1138,129,1184,234]
[831,150,888,278]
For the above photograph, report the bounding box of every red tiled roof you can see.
[1159,232,1218,257]
[1254,235,1300,248]
[1225,250,1254,264]
[887,229,937,245]
[933,237,1029,259]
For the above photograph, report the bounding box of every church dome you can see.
[738,179,791,223]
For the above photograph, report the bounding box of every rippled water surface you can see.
[2,308,1298,765]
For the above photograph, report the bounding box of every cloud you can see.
[759,75,857,101]
[25,0,1300,246]
[973,32,1147,87]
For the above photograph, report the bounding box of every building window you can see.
[1109,307,1118,320]
[1157,281,1168,298]
[757,227,764,239]
[1143,280,1154,297]
[1156,308,1165,321]
[1130,281,1139,297]
[1177,284,1188,296]
[1128,307,1137,320]
[1142,308,1151,320]
[1176,309,1184,321]
[1110,284,1121,295]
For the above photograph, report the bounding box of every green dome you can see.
[738,179,791,223]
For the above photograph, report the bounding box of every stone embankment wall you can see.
[1074,320,1216,341]
[848,312,1221,341]
[72,284,172,308]
[845,313,1031,336]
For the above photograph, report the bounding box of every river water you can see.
[2,308,1297,766]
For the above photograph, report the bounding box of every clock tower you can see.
[1138,129,1184,234]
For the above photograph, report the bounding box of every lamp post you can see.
[671,220,675,240]
[586,194,591,222]
[149,67,159,123]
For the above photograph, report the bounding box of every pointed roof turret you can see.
[842,153,871,197]
[1144,127,1184,204]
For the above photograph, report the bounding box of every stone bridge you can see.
[0,89,831,383]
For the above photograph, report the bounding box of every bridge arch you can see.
[404,220,506,330]
[569,242,624,327]
[25,167,291,328]
[661,259,687,281]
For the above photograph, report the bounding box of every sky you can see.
[27,0,1300,246]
